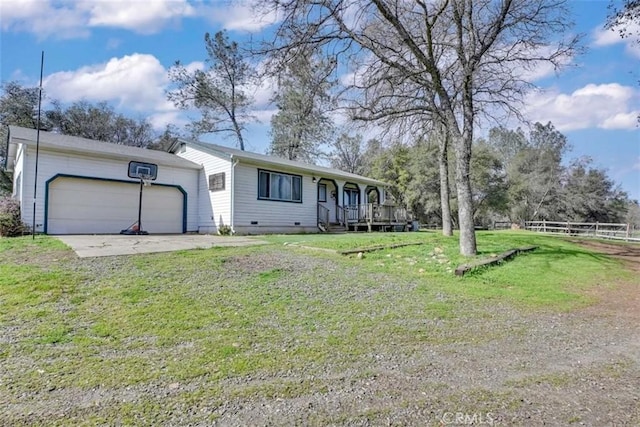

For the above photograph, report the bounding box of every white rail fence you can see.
[524,220,639,242]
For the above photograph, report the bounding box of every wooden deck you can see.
[318,203,411,233]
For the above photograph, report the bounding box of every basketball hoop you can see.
[121,161,158,235]
[140,173,153,187]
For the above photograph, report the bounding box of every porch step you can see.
[318,223,347,233]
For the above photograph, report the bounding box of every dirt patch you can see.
[570,239,640,321]
[569,238,640,272]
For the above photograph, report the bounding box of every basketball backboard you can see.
[128,161,158,180]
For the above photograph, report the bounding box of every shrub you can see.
[218,225,232,236]
[0,196,29,237]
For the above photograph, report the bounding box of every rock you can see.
[357,252,364,259]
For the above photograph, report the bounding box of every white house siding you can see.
[12,144,25,202]
[17,147,199,234]
[177,145,232,234]
[232,163,318,234]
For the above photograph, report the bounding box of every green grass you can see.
[0,231,635,425]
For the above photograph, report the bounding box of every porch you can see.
[317,203,411,233]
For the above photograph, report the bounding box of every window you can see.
[318,183,327,202]
[209,172,225,191]
[258,169,302,202]
[344,184,360,206]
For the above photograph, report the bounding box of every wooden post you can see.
[626,223,631,241]
[595,222,599,237]
[543,219,546,233]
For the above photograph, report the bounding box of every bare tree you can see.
[168,31,254,150]
[330,132,365,174]
[256,0,578,255]
[606,0,639,122]
[434,124,453,236]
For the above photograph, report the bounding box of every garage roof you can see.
[4,126,202,172]
[174,139,388,187]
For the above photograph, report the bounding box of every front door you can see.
[343,186,360,222]
[318,180,337,223]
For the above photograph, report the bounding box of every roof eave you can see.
[4,128,18,172]
[183,139,389,187]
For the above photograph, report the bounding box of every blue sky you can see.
[1,0,638,200]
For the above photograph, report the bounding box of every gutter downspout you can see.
[230,155,238,234]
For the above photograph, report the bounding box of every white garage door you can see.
[47,177,184,234]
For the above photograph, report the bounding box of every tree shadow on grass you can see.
[532,245,620,267]
[468,244,617,278]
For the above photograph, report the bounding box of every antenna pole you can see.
[32,51,44,239]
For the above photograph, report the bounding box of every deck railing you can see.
[336,205,348,227]
[318,203,411,231]
[317,204,330,231]
[344,203,409,223]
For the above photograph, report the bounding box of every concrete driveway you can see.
[56,234,268,258]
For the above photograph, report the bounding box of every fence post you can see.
[626,223,630,241]
[595,222,599,237]
[543,219,546,233]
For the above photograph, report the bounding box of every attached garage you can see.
[45,175,186,235]
[5,126,201,235]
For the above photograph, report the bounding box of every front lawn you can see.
[1,232,637,425]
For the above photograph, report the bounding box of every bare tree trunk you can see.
[453,129,477,256]
[233,118,245,151]
[438,127,453,236]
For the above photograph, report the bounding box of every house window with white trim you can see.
[258,169,302,203]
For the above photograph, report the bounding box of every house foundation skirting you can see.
[231,225,319,235]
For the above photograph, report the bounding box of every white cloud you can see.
[525,83,640,131]
[251,108,278,123]
[42,54,202,131]
[184,61,205,74]
[592,20,640,59]
[601,112,639,130]
[148,111,188,130]
[633,157,640,171]
[0,0,88,39]
[44,54,169,110]
[0,0,195,39]
[198,1,281,32]
[83,0,195,34]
